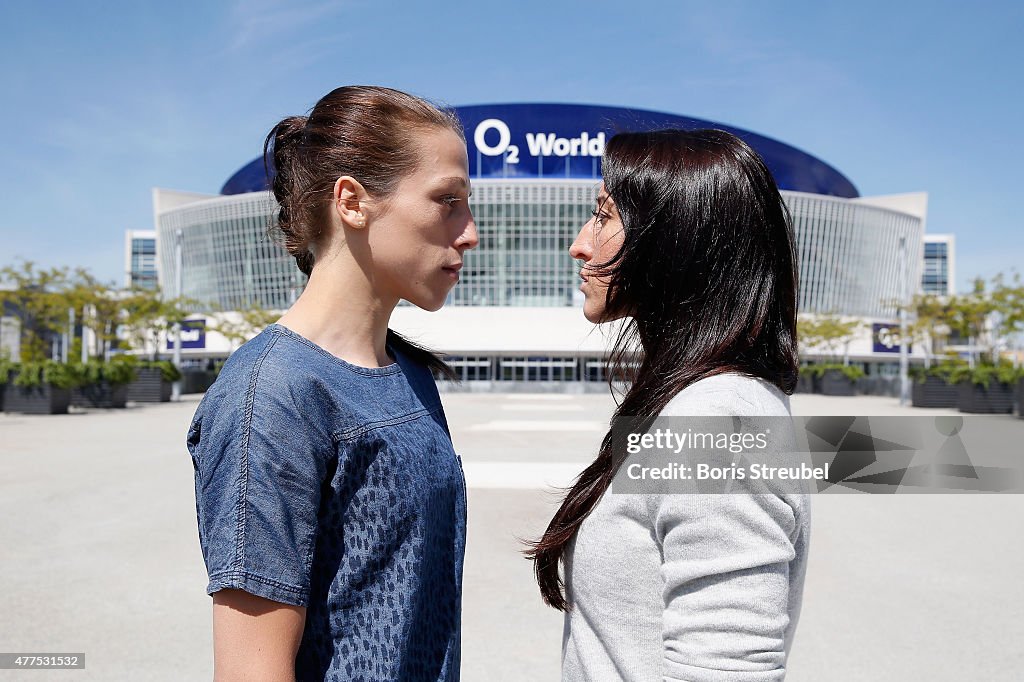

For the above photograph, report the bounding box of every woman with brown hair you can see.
[187,86,477,681]
[529,129,811,681]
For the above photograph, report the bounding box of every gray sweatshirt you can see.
[562,373,811,681]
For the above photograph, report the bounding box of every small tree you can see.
[119,287,165,357]
[0,261,71,362]
[210,303,279,352]
[797,314,823,363]
[119,287,198,360]
[799,313,860,365]
[945,278,998,366]
[887,293,957,368]
[990,271,1024,367]
[65,269,123,360]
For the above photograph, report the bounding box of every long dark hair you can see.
[526,129,799,610]
[264,85,461,378]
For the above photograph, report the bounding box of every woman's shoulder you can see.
[202,326,443,429]
[190,328,340,450]
[661,372,791,417]
[217,324,401,389]
[211,325,305,390]
[198,326,345,422]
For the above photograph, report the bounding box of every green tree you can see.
[210,303,280,351]
[798,313,860,365]
[796,314,823,361]
[119,286,198,360]
[945,278,998,366]
[886,293,958,368]
[65,269,124,360]
[0,261,71,362]
[990,271,1024,366]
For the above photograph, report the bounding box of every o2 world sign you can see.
[473,118,606,166]
[453,103,859,198]
[222,103,859,198]
[458,103,621,180]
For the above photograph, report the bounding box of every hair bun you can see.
[264,116,310,271]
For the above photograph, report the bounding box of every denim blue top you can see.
[187,323,467,681]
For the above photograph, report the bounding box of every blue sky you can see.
[1,0,1020,293]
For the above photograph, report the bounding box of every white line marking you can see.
[465,420,605,432]
[503,394,575,401]
[500,404,586,412]
[462,462,584,489]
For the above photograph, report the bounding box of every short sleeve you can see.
[189,377,328,607]
[651,492,798,682]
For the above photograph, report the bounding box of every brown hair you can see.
[263,84,464,277]
[264,85,463,378]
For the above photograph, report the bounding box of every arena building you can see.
[152,103,929,387]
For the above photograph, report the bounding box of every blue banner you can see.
[872,322,910,353]
[166,319,206,350]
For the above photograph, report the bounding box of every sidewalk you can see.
[0,393,1021,681]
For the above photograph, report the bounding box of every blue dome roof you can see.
[221,156,270,196]
[221,103,857,198]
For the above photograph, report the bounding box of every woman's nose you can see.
[456,213,479,251]
[568,220,592,261]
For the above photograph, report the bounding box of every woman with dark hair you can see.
[528,129,810,681]
[186,86,477,681]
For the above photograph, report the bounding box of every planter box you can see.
[957,380,1015,414]
[0,369,9,411]
[820,369,856,396]
[912,376,959,408]
[126,368,172,403]
[794,373,815,394]
[3,383,72,414]
[855,376,899,397]
[182,370,217,395]
[72,382,128,409]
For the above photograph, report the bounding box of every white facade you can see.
[155,190,303,310]
[153,181,927,377]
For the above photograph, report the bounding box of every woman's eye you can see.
[441,196,461,207]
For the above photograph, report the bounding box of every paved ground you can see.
[0,391,1022,681]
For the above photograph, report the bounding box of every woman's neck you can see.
[276,259,398,368]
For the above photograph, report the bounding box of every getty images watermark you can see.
[610,416,1024,494]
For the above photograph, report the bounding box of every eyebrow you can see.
[439,176,468,187]
[437,176,473,196]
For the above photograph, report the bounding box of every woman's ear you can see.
[333,176,369,229]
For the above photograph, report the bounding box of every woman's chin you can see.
[582,305,605,324]
[583,303,628,324]
[405,290,449,312]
